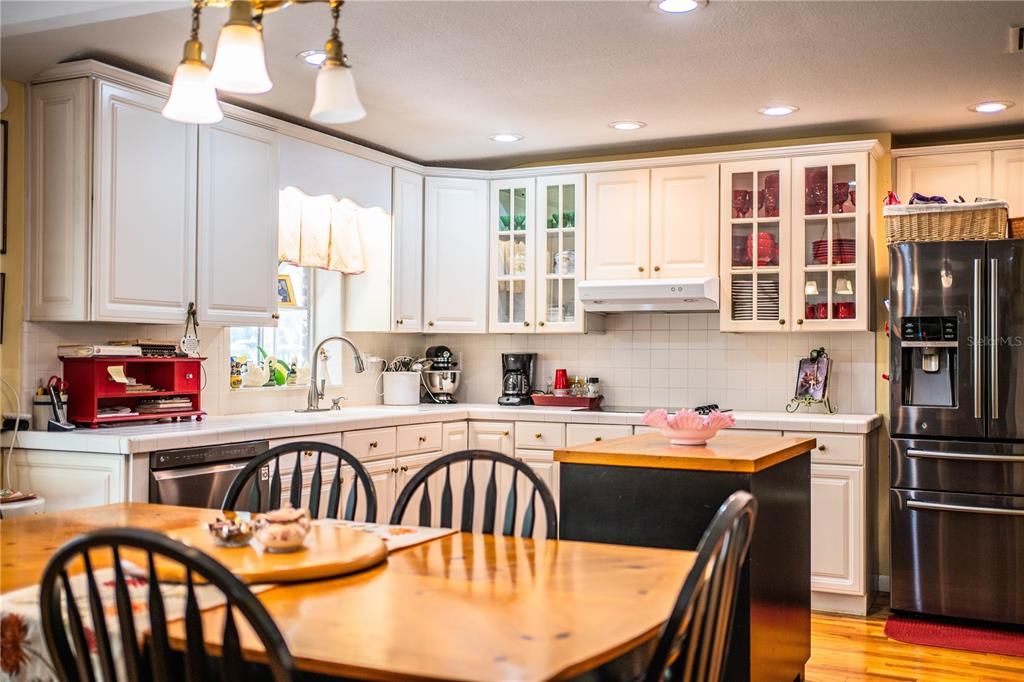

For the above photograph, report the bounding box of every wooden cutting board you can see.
[139,523,388,585]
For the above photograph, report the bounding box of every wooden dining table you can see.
[1,503,697,681]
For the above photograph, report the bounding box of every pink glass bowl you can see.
[641,408,736,446]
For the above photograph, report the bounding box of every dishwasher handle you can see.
[150,461,249,481]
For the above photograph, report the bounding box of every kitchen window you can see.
[229,263,312,377]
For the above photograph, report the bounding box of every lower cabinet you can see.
[514,448,560,537]
[469,421,514,455]
[12,450,128,512]
[442,421,469,453]
[565,423,632,445]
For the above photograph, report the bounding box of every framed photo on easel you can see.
[787,347,836,413]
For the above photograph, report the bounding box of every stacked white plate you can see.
[756,280,780,320]
[732,279,754,320]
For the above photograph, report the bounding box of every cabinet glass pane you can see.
[757,170,780,218]
[732,274,753,321]
[513,187,527,230]
[559,232,576,275]
[753,222,780,267]
[498,280,510,323]
[833,218,856,265]
[513,280,526,322]
[562,280,575,322]
[546,281,560,323]
[833,271,857,320]
[803,271,829,320]
[512,234,527,275]
[806,219,829,266]
[731,173,754,218]
[562,184,576,228]
[756,273,780,321]
[498,234,511,275]
[546,186,559,229]
[804,166,828,215]
[498,188,511,231]
[833,164,856,214]
[731,223,753,267]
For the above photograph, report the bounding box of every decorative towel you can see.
[329,198,365,274]
[278,188,373,274]
[278,186,303,264]
[298,193,335,270]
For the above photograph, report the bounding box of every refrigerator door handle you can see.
[989,258,999,420]
[906,448,1024,463]
[972,258,983,419]
[907,499,1024,517]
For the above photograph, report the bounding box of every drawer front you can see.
[342,427,397,462]
[565,424,633,446]
[892,437,1024,496]
[174,361,201,392]
[515,422,565,449]
[786,431,864,466]
[397,423,443,455]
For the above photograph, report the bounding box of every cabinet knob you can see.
[523,321,530,327]
[369,441,379,448]
[503,431,510,437]
[534,433,543,439]
[594,436,603,442]
[538,321,545,327]
[796,319,804,325]
[428,321,435,327]
[396,319,404,325]
[818,444,827,451]
[778,319,786,325]
[653,265,661,272]
[638,266,645,273]
[400,465,409,472]
[418,435,427,442]
[303,451,313,458]
[391,467,399,474]
[184,373,194,380]
[271,313,280,320]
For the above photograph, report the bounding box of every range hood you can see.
[579,278,720,313]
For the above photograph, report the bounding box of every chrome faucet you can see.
[297,335,366,412]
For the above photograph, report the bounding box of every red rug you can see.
[885,614,1024,658]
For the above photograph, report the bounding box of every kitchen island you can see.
[555,431,815,682]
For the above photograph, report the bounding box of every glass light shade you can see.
[163,61,223,124]
[804,281,819,296]
[210,23,273,94]
[310,63,366,124]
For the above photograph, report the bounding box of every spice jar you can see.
[584,377,601,398]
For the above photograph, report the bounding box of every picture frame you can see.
[786,347,836,413]
[277,273,297,307]
[1,119,7,255]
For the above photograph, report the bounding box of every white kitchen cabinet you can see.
[896,150,992,203]
[586,169,651,280]
[443,421,470,454]
[364,458,399,524]
[513,448,560,528]
[423,177,489,332]
[12,451,127,512]
[650,164,719,279]
[994,148,1024,217]
[344,204,393,333]
[565,423,632,445]
[535,174,587,332]
[489,178,536,332]
[196,113,279,326]
[469,421,514,456]
[93,81,197,323]
[28,79,92,321]
[391,168,425,331]
[810,463,865,597]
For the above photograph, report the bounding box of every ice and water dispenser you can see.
[897,316,958,408]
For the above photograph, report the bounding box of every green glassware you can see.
[563,211,575,228]
[499,215,510,231]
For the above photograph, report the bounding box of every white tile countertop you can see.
[1,404,883,455]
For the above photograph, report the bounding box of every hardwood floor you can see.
[806,598,1024,681]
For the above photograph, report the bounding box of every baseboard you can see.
[811,590,872,616]
[876,574,890,592]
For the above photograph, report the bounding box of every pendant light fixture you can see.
[209,0,273,94]
[162,2,223,124]
[310,0,365,124]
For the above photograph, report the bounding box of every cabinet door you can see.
[790,153,870,332]
[196,115,278,325]
[993,148,1024,218]
[810,463,865,595]
[392,168,424,331]
[469,421,514,456]
[13,451,126,512]
[393,451,446,526]
[490,178,536,332]
[535,174,585,332]
[651,164,719,279]
[514,448,560,528]
[896,151,992,202]
[364,458,398,524]
[423,177,489,332]
[94,81,197,322]
[28,79,92,321]
[585,169,650,280]
[443,421,470,454]
[719,159,791,332]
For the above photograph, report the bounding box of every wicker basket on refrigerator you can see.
[884,200,1009,244]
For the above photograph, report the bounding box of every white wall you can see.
[427,312,876,413]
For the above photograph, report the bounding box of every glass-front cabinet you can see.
[535,174,585,333]
[489,179,535,332]
[791,153,870,331]
[719,159,791,332]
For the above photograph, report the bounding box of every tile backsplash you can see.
[427,312,876,414]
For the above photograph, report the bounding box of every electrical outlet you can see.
[1012,25,1024,53]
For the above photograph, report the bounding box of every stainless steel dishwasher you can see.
[149,440,270,509]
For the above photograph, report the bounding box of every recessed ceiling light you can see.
[490,133,523,143]
[758,105,799,117]
[655,0,701,12]
[969,100,1014,114]
[609,121,647,131]
[297,50,327,66]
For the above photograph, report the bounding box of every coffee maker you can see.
[499,353,536,406]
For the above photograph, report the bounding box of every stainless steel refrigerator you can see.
[889,240,1024,626]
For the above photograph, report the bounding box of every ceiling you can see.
[2,1,1022,169]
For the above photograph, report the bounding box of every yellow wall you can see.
[0,81,25,415]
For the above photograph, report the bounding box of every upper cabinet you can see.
[719,159,790,332]
[489,178,536,332]
[423,177,489,333]
[895,150,992,203]
[196,114,279,326]
[586,169,650,280]
[535,174,586,332]
[650,164,719,279]
[390,168,425,332]
[993,149,1024,218]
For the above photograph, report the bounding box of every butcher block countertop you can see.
[554,432,817,473]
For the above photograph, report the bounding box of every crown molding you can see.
[891,138,1024,158]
